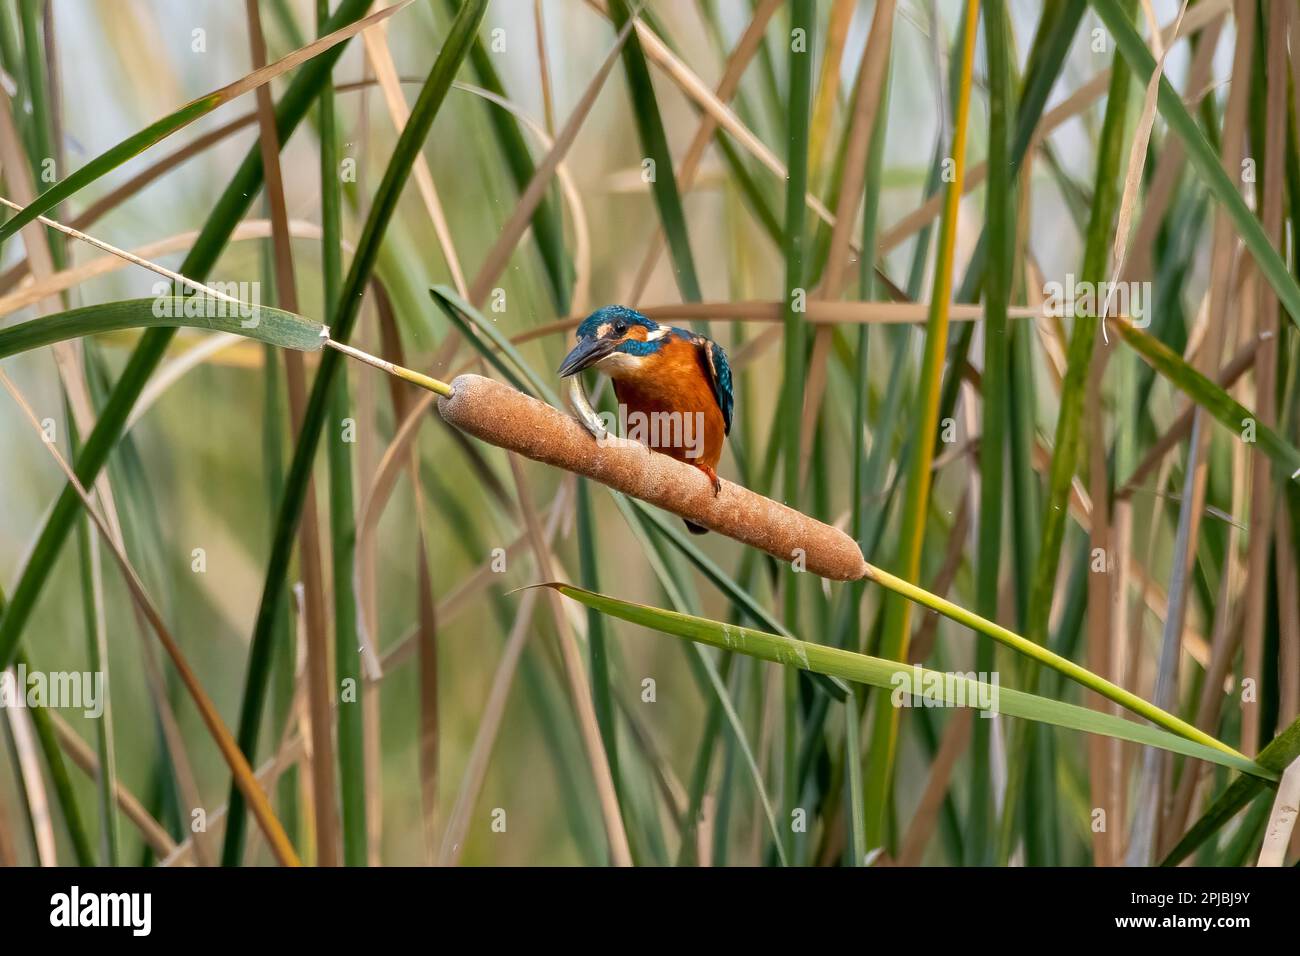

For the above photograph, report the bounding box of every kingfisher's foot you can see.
[694,463,721,496]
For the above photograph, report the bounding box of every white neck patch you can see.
[596,351,645,375]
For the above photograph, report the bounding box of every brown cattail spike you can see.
[437,374,869,582]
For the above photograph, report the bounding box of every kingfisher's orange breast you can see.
[611,340,726,469]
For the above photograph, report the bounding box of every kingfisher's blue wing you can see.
[697,338,734,435]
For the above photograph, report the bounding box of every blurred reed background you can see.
[0,0,1297,867]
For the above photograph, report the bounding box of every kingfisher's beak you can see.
[558,336,616,377]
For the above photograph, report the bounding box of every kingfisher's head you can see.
[557,306,668,378]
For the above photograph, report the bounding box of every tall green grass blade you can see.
[1007,322,1041,629]
[576,480,622,832]
[967,0,1014,867]
[262,339,300,851]
[608,0,702,304]
[777,0,815,865]
[17,0,55,220]
[711,657,747,866]
[73,486,119,865]
[864,0,978,853]
[843,686,866,866]
[843,44,893,869]
[316,0,366,868]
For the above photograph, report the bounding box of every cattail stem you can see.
[325,337,452,396]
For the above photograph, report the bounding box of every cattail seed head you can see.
[438,374,869,581]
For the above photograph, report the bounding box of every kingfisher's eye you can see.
[612,320,628,335]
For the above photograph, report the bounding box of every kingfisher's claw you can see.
[695,463,722,495]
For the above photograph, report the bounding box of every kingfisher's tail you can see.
[685,520,708,535]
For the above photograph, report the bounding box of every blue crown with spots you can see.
[575,305,657,340]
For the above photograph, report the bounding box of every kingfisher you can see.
[558,305,733,534]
